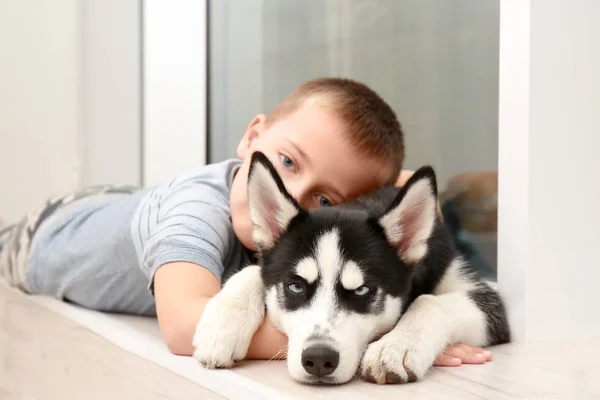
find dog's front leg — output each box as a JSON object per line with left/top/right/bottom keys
{"left": 193, "top": 265, "right": 265, "bottom": 368}
{"left": 361, "top": 292, "right": 488, "bottom": 384}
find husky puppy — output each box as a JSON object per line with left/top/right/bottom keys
{"left": 193, "top": 152, "right": 510, "bottom": 385}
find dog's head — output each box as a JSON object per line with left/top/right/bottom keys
{"left": 247, "top": 151, "right": 439, "bottom": 384}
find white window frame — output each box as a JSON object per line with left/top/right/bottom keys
{"left": 142, "top": 0, "right": 208, "bottom": 186}
{"left": 497, "top": 0, "right": 530, "bottom": 344}
{"left": 75, "top": 1, "right": 143, "bottom": 189}
{"left": 142, "top": 0, "right": 600, "bottom": 345}
{"left": 143, "top": 0, "right": 523, "bottom": 335}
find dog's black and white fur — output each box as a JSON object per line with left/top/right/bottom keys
{"left": 193, "top": 152, "right": 510, "bottom": 385}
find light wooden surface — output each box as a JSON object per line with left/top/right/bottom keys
{"left": 2, "top": 284, "right": 600, "bottom": 399}
{"left": 121, "top": 313, "right": 600, "bottom": 399}
{"left": 0, "top": 285, "right": 224, "bottom": 400}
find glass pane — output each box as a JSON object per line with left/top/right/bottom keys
{"left": 208, "top": 0, "right": 499, "bottom": 280}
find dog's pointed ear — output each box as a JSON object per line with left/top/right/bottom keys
{"left": 378, "top": 166, "right": 438, "bottom": 264}
{"left": 247, "top": 152, "right": 301, "bottom": 251}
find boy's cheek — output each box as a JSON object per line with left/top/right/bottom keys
{"left": 395, "top": 170, "right": 415, "bottom": 187}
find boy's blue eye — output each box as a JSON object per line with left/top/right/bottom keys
{"left": 279, "top": 154, "right": 295, "bottom": 169}
{"left": 317, "top": 196, "right": 332, "bottom": 207}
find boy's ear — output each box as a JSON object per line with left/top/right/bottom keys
{"left": 247, "top": 151, "right": 302, "bottom": 251}
{"left": 378, "top": 166, "right": 438, "bottom": 264}
{"left": 237, "top": 114, "right": 267, "bottom": 158}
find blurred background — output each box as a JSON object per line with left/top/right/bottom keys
{"left": 3, "top": 0, "right": 600, "bottom": 349}
{"left": 0, "top": 0, "right": 500, "bottom": 279}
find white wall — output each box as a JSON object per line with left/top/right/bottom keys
{"left": 0, "top": 0, "right": 81, "bottom": 223}
{"left": 142, "top": 1, "right": 207, "bottom": 186}
{"left": 499, "top": 0, "right": 600, "bottom": 343}
{"left": 528, "top": 0, "right": 600, "bottom": 342}
{"left": 80, "top": 0, "right": 142, "bottom": 187}
{"left": 0, "top": 0, "right": 142, "bottom": 223}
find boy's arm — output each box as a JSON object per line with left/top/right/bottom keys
{"left": 154, "top": 261, "right": 288, "bottom": 358}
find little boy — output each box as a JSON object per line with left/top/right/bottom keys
{"left": 0, "top": 78, "right": 491, "bottom": 366}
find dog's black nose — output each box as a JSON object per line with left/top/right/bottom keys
{"left": 301, "top": 345, "right": 339, "bottom": 377}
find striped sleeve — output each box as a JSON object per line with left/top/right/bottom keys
{"left": 133, "top": 180, "right": 234, "bottom": 293}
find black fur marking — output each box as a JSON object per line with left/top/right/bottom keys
{"left": 406, "top": 216, "right": 461, "bottom": 310}
{"left": 248, "top": 151, "right": 511, "bottom": 355}
{"left": 261, "top": 216, "right": 409, "bottom": 314}
{"left": 386, "top": 371, "right": 404, "bottom": 384}
{"left": 276, "top": 268, "right": 318, "bottom": 311}
{"left": 469, "top": 285, "right": 512, "bottom": 345}
{"left": 364, "top": 368, "right": 377, "bottom": 383}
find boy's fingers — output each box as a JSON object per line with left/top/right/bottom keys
{"left": 455, "top": 343, "right": 485, "bottom": 354}
{"left": 442, "top": 344, "right": 491, "bottom": 364}
{"left": 435, "top": 344, "right": 494, "bottom": 367}
{"left": 433, "top": 353, "right": 462, "bottom": 366}
{"left": 454, "top": 343, "right": 493, "bottom": 362}
{"left": 450, "top": 349, "right": 485, "bottom": 364}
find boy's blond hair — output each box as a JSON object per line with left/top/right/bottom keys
{"left": 267, "top": 78, "right": 405, "bottom": 184}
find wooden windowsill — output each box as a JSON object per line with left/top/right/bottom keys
{"left": 1, "top": 282, "right": 598, "bottom": 399}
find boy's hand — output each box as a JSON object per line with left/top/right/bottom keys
{"left": 154, "top": 261, "right": 288, "bottom": 360}
{"left": 434, "top": 343, "right": 493, "bottom": 366}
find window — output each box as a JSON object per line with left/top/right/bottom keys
{"left": 208, "top": 0, "right": 500, "bottom": 280}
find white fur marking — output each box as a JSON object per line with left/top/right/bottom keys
{"left": 265, "top": 286, "right": 284, "bottom": 331}
{"left": 376, "top": 293, "right": 403, "bottom": 337}
{"left": 193, "top": 265, "right": 265, "bottom": 368}
{"left": 434, "top": 257, "right": 478, "bottom": 295}
{"left": 267, "top": 229, "right": 407, "bottom": 384}
{"left": 280, "top": 288, "right": 404, "bottom": 384}
{"left": 315, "top": 229, "right": 343, "bottom": 289}
{"left": 295, "top": 258, "right": 319, "bottom": 284}
{"left": 340, "top": 261, "right": 364, "bottom": 290}
{"left": 361, "top": 292, "right": 488, "bottom": 383}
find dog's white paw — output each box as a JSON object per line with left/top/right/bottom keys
{"left": 360, "top": 330, "right": 438, "bottom": 384}
{"left": 192, "top": 266, "right": 265, "bottom": 369}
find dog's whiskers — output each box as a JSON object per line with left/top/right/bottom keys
{"left": 277, "top": 359, "right": 288, "bottom": 367}
{"left": 259, "top": 344, "right": 288, "bottom": 367}
{"left": 272, "top": 344, "right": 289, "bottom": 360}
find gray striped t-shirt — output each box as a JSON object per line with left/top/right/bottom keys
{"left": 26, "top": 159, "right": 248, "bottom": 316}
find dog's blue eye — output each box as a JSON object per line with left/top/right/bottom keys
{"left": 279, "top": 154, "right": 295, "bottom": 169}
{"left": 317, "top": 196, "right": 332, "bottom": 207}
{"left": 354, "top": 286, "right": 370, "bottom": 296}
{"left": 287, "top": 282, "right": 304, "bottom": 294}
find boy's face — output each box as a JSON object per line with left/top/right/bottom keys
{"left": 231, "top": 103, "right": 391, "bottom": 251}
